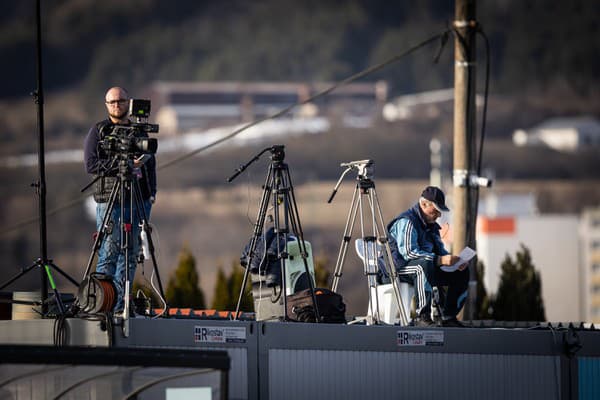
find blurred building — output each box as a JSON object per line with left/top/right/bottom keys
{"left": 580, "top": 207, "right": 600, "bottom": 323}
{"left": 512, "top": 116, "right": 600, "bottom": 152}
{"left": 146, "top": 81, "right": 388, "bottom": 135}
{"left": 474, "top": 193, "right": 600, "bottom": 324}
{"left": 382, "top": 88, "right": 483, "bottom": 122}
{"left": 476, "top": 210, "right": 580, "bottom": 322}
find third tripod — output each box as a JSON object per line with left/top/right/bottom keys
{"left": 328, "top": 160, "right": 409, "bottom": 325}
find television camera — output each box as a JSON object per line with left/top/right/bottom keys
{"left": 99, "top": 99, "right": 159, "bottom": 157}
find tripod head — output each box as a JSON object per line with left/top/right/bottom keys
{"left": 227, "top": 145, "right": 286, "bottom": 183}
{"left": 340, "top": 159, "right": 374, "bottom": 180}
{"left": 80, "top": 148, "right": 137, "bottom": 194}
{"left": 328, "top": 159, "right": 375, "bottom": 203}
{"left": 269, "top": 145, "right": 285, "bottom": 162}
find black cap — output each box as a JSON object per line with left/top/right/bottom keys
{"left": 421, "top": 186, "right": 449, "bottom": 212}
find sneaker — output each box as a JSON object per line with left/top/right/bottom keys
{"left": 441, "top": 317, "right": 465, "bottom": 327}
{"left": 411, "top": 316, "right": 437, "bottom": 327}
{"left": 113, "top": 308, "right": 136, "bottom": 320}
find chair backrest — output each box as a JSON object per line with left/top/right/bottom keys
{"left": 285, "top": 238, "right": 316, "bottom": 296}
{"left": 356, "top": 238, "right": 414, "bottom": 325}
{"left": 354, "top": 238, "right": 379, "bottom": 274}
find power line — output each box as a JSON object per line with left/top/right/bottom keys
{"left": 1, "top": 29, "right": 450, "bottom": 237}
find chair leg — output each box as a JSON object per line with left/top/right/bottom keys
{"left": 432, "top": 286, "right": 444, "bottom": 322}
{"left": 399, "top": 281, "right": 414, "bottom": 324}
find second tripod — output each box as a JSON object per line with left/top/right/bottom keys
{"left": 229, "top": 145, "right": 320, "bottom": 322}
{"left": 328, "top": 160, "right": 409, "bottom": 325}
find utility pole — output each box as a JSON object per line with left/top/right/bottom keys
{"left": 452, "top": 0, "right": 478, "bottom": 320}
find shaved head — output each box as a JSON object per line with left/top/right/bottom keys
{"left": 105, "top": 87, "right": 129, "bottom": 101}
{"left": 104, "top": 87, "right": 130, "bottom": 123}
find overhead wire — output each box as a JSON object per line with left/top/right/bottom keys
{"left": 157, "top": 30, "right": 450, "bottom": 171}
{"left": 476, "top": 27, "right": 491, "bottom": 176}
{"left": 2, "top": 28, "right": 451, "bottom": 237}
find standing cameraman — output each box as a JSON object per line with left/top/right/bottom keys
{"left": 83, "top": 86, "right": 157, "bottom": 315}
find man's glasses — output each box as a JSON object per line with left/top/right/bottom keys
{"left": 105, "top": 99, "right": 128, "bottom": 105}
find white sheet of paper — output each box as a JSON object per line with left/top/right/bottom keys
{"left": 135, "top": 154, "right": 151, "bottom": 164}
{"left": 440, "top": 246, "right": 476, "bottom": 272}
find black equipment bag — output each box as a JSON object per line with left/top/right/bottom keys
{"left": 240, "top": 227, "right": 286, "bottom": 287}
{"left": 286, "top": 288, "right": 346, "bottom": 324}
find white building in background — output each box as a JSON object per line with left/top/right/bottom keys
{"left": 476, "top": 211, "right": 581, "bottom": 322}
{"left": 512, "top": 116, "right": 600, "bottom": 152}
{"left": 382, "top": 88, "right": 483, "bottom": 122}
{"left": 445, "top": 191, "right": 600, "bottom": 324}
{"left": 146, "top": 81, "right": 388, "bottom": 135}
{"left": 475, "top": 192, "right": 586, "bottom": 322}
{"left": 580, "top": 207, "right": 600, "bottom": 323}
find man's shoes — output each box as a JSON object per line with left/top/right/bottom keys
{"left": 441, "top": 317, "right": 465, "bottom": 327}
{"left": 411, "top": 316, "right": 437, "bottom": 327}
{"left": 113, "top": 307, "right": 137, "bottom": 320}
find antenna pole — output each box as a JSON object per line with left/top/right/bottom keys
{"left": 33, "top": 0, "right": 50, "bottom": 314}
{"left": 452, "top": 0, "right": 478, "bottom": 320}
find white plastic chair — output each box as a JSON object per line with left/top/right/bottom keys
{"left": 355, "top": 238, "right": 413, "bottom": 325}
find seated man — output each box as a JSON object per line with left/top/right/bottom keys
{"left": 385, "top": 186, "right": 469, "bottom": 327}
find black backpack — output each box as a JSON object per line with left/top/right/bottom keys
{"left": 240, "top": 227, "right": 286, "bottom": 287}
{"left": 286, "top": 288, "right": 346, "bottom": 324}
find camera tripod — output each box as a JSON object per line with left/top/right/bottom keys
{"left": 328, "top": 160, "right": 409, "bottom": 325}
{"left": 81, "top": 154, "right": 166, "bottom": 336}
{"left": 0, "top": 0, "right": 79, "bottom": 318}
{"left": 228, "top": 145, "right": 320, "bottom": 322}
{"left": 0, "top": 259, "right": 78, "bottom": 316}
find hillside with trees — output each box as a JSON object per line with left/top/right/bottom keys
{"left": 0, "top": 0, "right": 598, "bottom": 315}
{"left": 0, "top": 0, "right": 598, "bottom": 145}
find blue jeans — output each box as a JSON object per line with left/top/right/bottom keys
{"left": 95, "top": 198, "right": 152, "bottom": 312}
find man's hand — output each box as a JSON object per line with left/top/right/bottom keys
{"left": 134, "top": 154, "right": 151, "bottom": 167}
{"left": 438, "top": 254, "right": 460, "bottom": 266}
{"left": 438, "top": 254, "right": 468, "bottom": 271}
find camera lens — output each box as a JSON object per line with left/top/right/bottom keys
{"left": 134, "top": 137, "right": 158, "bottom": 154}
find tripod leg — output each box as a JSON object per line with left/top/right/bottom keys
{"left": 367, "top": 190, "right": 385, "bottom": 323}
{"left": 82, "top": 179, "right": 121, "bottom": 280}
{"left": 43, "top": 264, "right": 65, "bottom": 314}
{"left": 371, "top": 189, "right": 409, "bottom": 326}
{"left": 271, "top": 175, "right": 287, "bottom": 316}
{"left": 355, "top": 189, "right": 383, "bottom": 325}
{"left": 121, "top": 178, "right": 135, "bottom": 325}
{"left": 0, "top": 261, "right": 39, "bottom": 291}
{"left": 234, "top": 165, "right": 274, "bottom": 319}
{"left": 47, "top": 262, "right": 79, "bottom": 287}
{"left": 362, "top": 237, "right": 382, "bottom": 324}
{"left": 282, "top": 167, "right": 320, "bottom": 322}
{"left": 132, "top": 181, "right": 167, "bottom": 305}
{"left": 331, "top": 185, "right": 360, "bottom": 292}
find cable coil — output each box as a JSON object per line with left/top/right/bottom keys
{"left": 76, "top": 273, "right": 117, "bottom": 314}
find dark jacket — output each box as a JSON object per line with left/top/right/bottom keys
{"left": 386, "top": 203, "right": 449, "bottom": 269}
{"left": 83, "top": 119, "right": 156, "bottom": 203}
